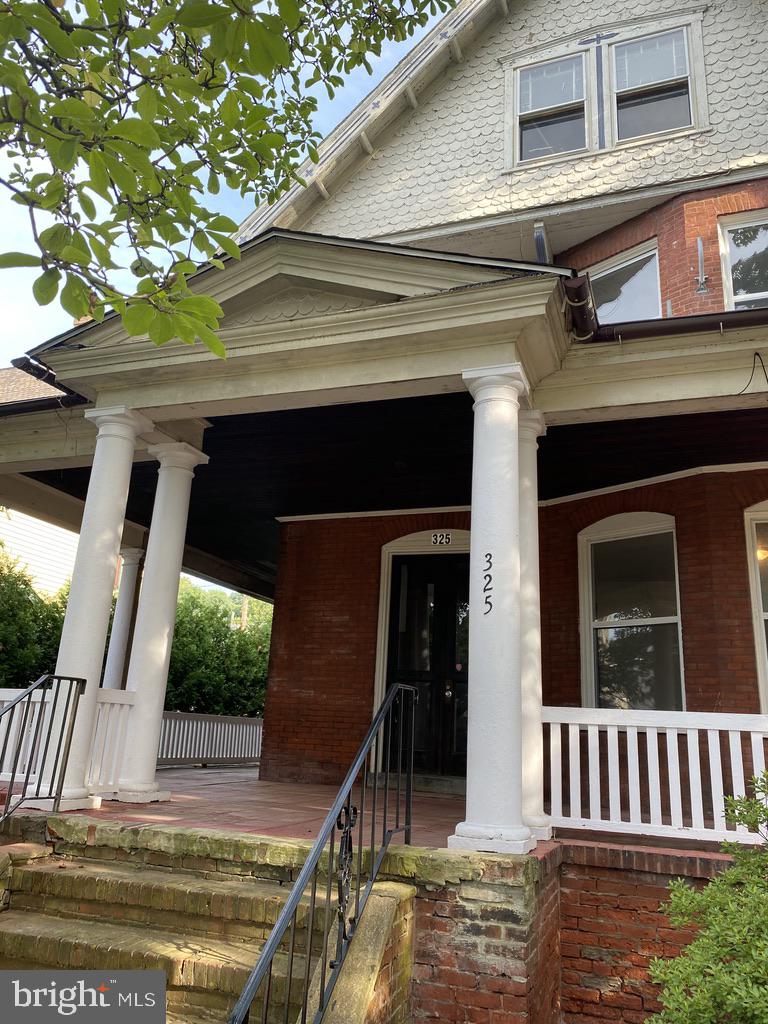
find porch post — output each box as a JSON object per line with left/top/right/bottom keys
{"left": 37, "top": 407, "right": 152, "bottom": 807}
{"left": 116, "top": 442, "right": 208, "bottom": 802}
{"left": 448, "top": 363, "right": 534, "bottom": 854}
{"left": 519, "top": 411, "right": 551, "bottom": 838}
{"left": 102, "top": 548, "right": 144, "bottom": 690}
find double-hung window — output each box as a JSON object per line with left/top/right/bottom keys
{"left": 505, "top": 15, "right": 706, "bottom": 168}
{"left": 517, "top": 55, "right": 587, "bottom": 162}
{"left": 588, "top": 242, "right": 662, "bottom": 324}
{"left": 719, "top": 212, "right": 768, "bottom": 310}
{"left": 613, "top": 29, "right": 693, "bottom": 142}
{"left": 579, "top": 513, "right": 685, "bottom": 710}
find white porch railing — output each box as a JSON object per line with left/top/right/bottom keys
{"left": 157, "top": 711, "right": 263, "bottom": 766}
{"left": 543, "top": 706, "right": 768, "bottom": 844}
{"left": 86, "top": 689, "right": 135, "bottom": 793}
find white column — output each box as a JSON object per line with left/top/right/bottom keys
{"left": 448, "top": 363, "right": 535, "bottom": 855}
{"left": 102, "top": 548, "right": 144, "bottom": 690}
{"left": 519, "top": 411, "right": 552, "bottom": 839}
{"left": 31, "top": 407, "right": 152, "bottom": 808}
{"left": 117, "top": 442, "right": 208, "bottom": 802}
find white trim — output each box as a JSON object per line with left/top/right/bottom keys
{"left": 277, "top": 504, "right": 471, "bottom": 523}
{"left": 718, "top": 208, "right": 768, "bottom": 312}
{"left": 588, "top": 239, "right": 662, "bottom": 323}
{"left": 745, "top": 500, "right": 768, "bottom": 713}
{"left": 540, "top": 461, "right": 768, "bottom": 507}
{"left": 372, "top": 529, "right": 471, "bottom": 717}
{"left": 578, "top": 512, "right": 686, "bottom": 710}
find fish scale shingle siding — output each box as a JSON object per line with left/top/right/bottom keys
{"left": 302, "top": 0, "right": 768, "bottom": 240}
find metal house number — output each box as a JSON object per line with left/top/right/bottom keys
{"left": 483, "top": 552, "right": 493, "bottom": 615}
{"left": 431, "top": 532, "right": 452, "bottom": 545}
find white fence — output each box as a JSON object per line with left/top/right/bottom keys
{"left": 0, "top": 688, "right": 49, "bottom": 784}
{"left": 542, "top": 706, "right": 768, "bottom": 844}
{"left": 157, "top": 711, "right": 263, "bottom": 766}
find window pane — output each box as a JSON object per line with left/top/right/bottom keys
{"left": 592, "top": 532, "right": 677, "bottom": 622}
{"left": 396, "top": 567, "right": 433, "bottom": 671}
{"left": 735, "top": 297, "right": 768, "bottom": 310}
{"left": 756, "top": 523, "right": 768, "bottom": 611}
{"left": 595, "top": 623, "right": 683, "bottom": 710}
{"left": 592, "top": 251, "right": 660, "bottom": 324}
{"left": 617, "top": 84, "right": 691, "bottom": 141}
{"left": 520, "top": 108, "right": 585, "bottom": 160}
{"left": 519, "top": 55, "right": 584, "bottom": 114}
{"left": 615, "top": 29, "right": 688, "bottom": 92}
{"left": 727, "top": 223, "right": 768, "bottom": 300}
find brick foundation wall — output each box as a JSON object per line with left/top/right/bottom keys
{"left": 368, "top": 887, "right": 414, "bottom": 1024}
{"left": 541, "top": 467, "right": 768, "bottom": 711}
{"left": 260, "top": 511, "right": 470, "bottom": 783}
{"left": 557, "top": 843, "right": 728, "bottom": 1023}
{"left": 556, "top": 179, "right": 768, "bottom": 318}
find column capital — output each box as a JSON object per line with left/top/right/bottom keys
{"left": 119, "top": 547, "right": 144, "bottom": 566}
{"left": 462, "top": 363, "right": 530, "bottom": 404}
{"left": 148, "top": 441, "right": 209, "bottom": 473}
{"left": 518, "top": 410, "right": 546, "bottom": 439}
{"left": 85, "top": 406, "right": 154, "bottom": 440}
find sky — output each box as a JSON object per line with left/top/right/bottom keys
{"left": 0, "top": 24, "right": 438, "bottom": 369}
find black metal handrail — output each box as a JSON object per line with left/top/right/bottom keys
{"left": 0, "top": 674, "right": 86, "bottom": 823}
{"left": 228, "top": 683, "right": 417, "bottom": 1024}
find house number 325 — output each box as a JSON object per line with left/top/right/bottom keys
{"left": 431, "top": 532, "right": 452, "bottom": 545}
{"left": 483, "top": 552, "right": 493, "bottom": 615}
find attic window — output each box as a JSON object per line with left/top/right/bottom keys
{"left": 517, "top": 55, "right": 586, "bottom": 161}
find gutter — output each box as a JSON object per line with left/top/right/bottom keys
{"left": 588, "top": 306, "right": 768, "bottom": 343}
{"left": 0, "top": 355, "right": 88, "bottom": 417}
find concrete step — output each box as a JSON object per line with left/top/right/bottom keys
{"left": 9, "top": 858, "right": 312, "bottom": 945}
{"left": 0, "top": 910, "right": 310, "bottom": 1020}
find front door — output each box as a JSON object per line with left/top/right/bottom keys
{"left": 386, "top": 553, "right": 469, "bottom": 777}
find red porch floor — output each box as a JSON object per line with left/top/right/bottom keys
{"left": 55, "top": 767, "right": 467, "bottom": 849}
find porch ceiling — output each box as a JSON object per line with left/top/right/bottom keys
{"left": 27, "top": 398, "right": 768, "bottom": 599}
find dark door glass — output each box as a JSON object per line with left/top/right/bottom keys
{"left": 386, "top": 553, "right": 469, "bottom": 777}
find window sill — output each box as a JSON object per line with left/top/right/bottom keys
{"left": 502, "top": 124, "right": 712, "bottom": 175}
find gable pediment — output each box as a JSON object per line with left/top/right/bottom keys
{"left": 222, "top": 282, "right": 378, "bottom": 330}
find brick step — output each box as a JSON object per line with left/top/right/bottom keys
{"left": 9, "top": 858, "right": 321, "bottom": 945}
{"left": 0, "top": 911, "right": 311, "bottom": 1021}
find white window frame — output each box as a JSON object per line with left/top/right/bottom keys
{"left": 587, "top": 240, "right": 662, "bottom": 323}
{"left": 745, "top": 501, "right": 768, "bottom": 713}
{"left": 503, "top": 9, "right": 708, "bottom": 171}
{"left": 578, "top": 512, "right": 686, "bottom": 709}
{"left": 608, "top": 27, "right": 693, "bottom": 147}
{"left": 512, "top": 52, "right": 591, "bottom": 167}
{"left": 718, "top": 209, "right": 768, "bottom": 312}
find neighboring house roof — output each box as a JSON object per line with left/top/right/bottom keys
{"left": 235, "top": 0, "right": 501, "bottom": 244}
{"left": 0, "top": 367, "right": 65, "bottom": 405}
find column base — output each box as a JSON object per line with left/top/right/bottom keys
{"left": 525, "top": 815, "right": 553, "bottom": 841}
{"left": 113, "top": 788, "right": 171, "bottom": 804}
{"left": 448, "top": 820, "right": 536, "bottom": 855}
{"left": 23, "top": 795, "right": 102, "bottom": 812}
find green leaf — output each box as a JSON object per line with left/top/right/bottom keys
{"left": 32, "top": 269, "right": 61, "bottom": 306}
{"left": 47, "top": 135, "right": 79, "bottom": 172}
{"left": 123, "top": 303, "right": 157, "bottom": 336}
{"left": 148, "top": 312, "right": 176, "bottom": 345}
{"left": 39, "top": 224, "right": 70, "bottom": 254}
{"left": 207, "top": 214, "right": 239, "bottom": 233}
{"left": 87, "top": 151, "right": 111, "bottom": 199}
{"left": 0, "top": 252, "right": 42, "bottom": 268}
{"left": 219, "top": 91, "right": 239, "bottom": 129}
{"left": 103, "top": 153, "right": 138, "bottom": 195}
{"left": 110, "top": 118, "right": 161, "bottom": 150}
{"left": 277, "top": 0, "right": 301, "bottom": 30}
{"left": 210, "top": 232, "right": 240, "bottom": 260}
{"left": 176, "top": 1, "right": 230, "bottom": 28}
{"left": 245, "top": 20, "right": 278, "bottom": 76}
{"left": 197, "top": 322, "right": 226, "bottom": 358}
{"left": 175, "top": 294, "right": 223, "bottom": 320}
{"left": 60, "top": 273, "right": 90, "bottom": 319}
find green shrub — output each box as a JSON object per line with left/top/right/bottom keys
{"left": 165, "top": 578, "right": 271, "bottom": 717}
{"left": 0, "top": 548, "right": 65, "bottom": 687}
{"left": 650, "top": 773, "right": 768, "bottom": 1023}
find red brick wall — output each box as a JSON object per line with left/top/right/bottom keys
{"left": 557, "top": 842, "right": 728, "bottom": 1023}
{"left": 557, "top": 179, "right": 768, "bottom": 318}
{"left": 540, "top": 468, "right": 768, "bottom": 712}
{"left": 260, "top": 512, "right": 470, "bottom": 783}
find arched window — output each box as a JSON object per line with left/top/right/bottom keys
{"left": 745, "top": 501, "right": 768, "bottom": 712}
{"left": 578, "top": 512, "right": 685, "bottom": 710}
